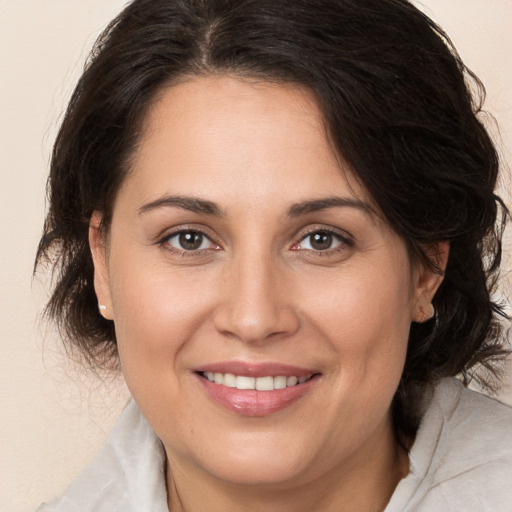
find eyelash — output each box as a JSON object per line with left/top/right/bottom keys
{"left": 158, "top": 227, "right": 220, "bottom": 257}
{"left": 293, "top": 227, "right": 353, "bottom": 255}
{"left": 157, "top": 226, "right": 353, "bottom": 257}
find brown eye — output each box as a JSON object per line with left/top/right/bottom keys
{"left": 310, "top": 232, "right": 333, "bottom": 250}
{"left": 296, "top": 229, "right": 348, "bottom": 252}
{"left": 163, "top": 230, "right": 215, "bottom": 252}
{"left": 179, "top": 231, "right": 204, "bottom": 250}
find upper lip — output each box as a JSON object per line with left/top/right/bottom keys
{"left": 194, "top": 361, "right": 318, "bottom": 378}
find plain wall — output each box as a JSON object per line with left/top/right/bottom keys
{"left": 1, "top": 1, "right": 510, "bottom": 511}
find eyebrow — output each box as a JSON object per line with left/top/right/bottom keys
{"left": 138, "top": 194, "right": 374, "bottom": 218}
{"left": 287, "top": 196, "right": 375, "bottom": 217}
{"left": 138, "top": 195, "right": 223, "bottom": 217}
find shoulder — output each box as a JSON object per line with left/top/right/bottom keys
{"left": 35, "top": 399, "right": 168, "bottom": 512}
{"left": 387, "top": 378, "right": 512, "bottom": 511}
{"left": 427, "top": 377, "right": 512, "bottom": 480}
{"left": 420, "top": 379, "right": 512, "bottom": 509}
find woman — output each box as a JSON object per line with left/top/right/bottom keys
{"left": 35, "top": 0, "right": 512, "bottom": 510}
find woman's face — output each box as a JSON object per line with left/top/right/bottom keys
{"left": 91, "top": 76, "right": 441, "bottom": 487}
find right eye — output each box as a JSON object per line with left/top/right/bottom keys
{"left": 161, "top": 230, "right": 218, "bottom": 253}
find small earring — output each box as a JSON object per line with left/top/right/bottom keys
{"left": 98, "top": 304, "right": 107, "bottom": 312}
{"left": 427, "top": 303, "right": 435, "bottom": 321}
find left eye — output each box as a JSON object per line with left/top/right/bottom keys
{"left": 298, "top": 230, "right": 344, "bottom": 251}
{"left": 165, "top": 230, "right": 215, "bottom": 251}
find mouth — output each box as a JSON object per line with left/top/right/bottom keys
{"left": 194, "top": 364, "right": 321, "bottom": 416}
{"left": 199, "top": 371, "right": 315, "bottom": 391}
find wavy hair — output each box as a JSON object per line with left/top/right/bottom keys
{"left": 36, "top": 0, "right": 510, "bottom": 438}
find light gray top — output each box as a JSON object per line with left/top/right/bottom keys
{"left": 385, "top": 378, "right": 512, "bottom": 511}
{"left": 37, "top": 378, "right": 512, "bottom": 511}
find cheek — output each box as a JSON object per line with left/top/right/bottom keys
{"left": 305, "top": 262, "right": 412, "bottom": 342}
{"left": 108, "top": 255, "right": 217, "bottom": 383}
{"left": 300, "top": 260, "right": 412, "bottom": 389}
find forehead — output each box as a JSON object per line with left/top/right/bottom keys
{"left": 120, "top": 75, "right": 372, "bottom": 210}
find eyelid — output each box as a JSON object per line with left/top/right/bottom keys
{"left": 154, "top": 223, "right": 353, "bottom": 257}
{"left": 298, "top": 225, "right": 353, "bottom": 243}
{"left": 157, "top": 225, "right": 222, "bottom": 254}
{"left": 290, "top": 225, "right": 355, "bottom": 262}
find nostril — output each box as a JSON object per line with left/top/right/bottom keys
{"left": 213, "top": 298, "right": 301, "bottom": 345}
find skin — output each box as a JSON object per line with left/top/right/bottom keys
{"left": 90, "top": 76, "right": 447, "bottom": 511}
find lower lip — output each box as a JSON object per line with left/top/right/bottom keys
{"left": 196, "top": 374, "right": 320, "bottom": 416}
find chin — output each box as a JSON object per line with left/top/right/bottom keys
{"left": 173, "top": 430, "right": 318, "bottom": 487}
{"left": 202, "top": 455, "right": 308, "bottom": 487}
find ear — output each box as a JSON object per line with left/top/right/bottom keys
{"left": 411, "top": 241, "right": 449, "bottom": 323}
{"left": 89, "top": 212, "right": 114, "bottom": 321}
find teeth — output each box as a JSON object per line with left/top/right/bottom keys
{"left": 223, "top": 373, "right": 236, "bottom": 388}
{"left": 286, "top": 376, "right": 298, "bottom": 387}
{"left": 274, "top": 376, "right": 287, "bottom": 389}
{"left": 236, "top": 375, "right": 256, "bottom": 389}
{"left": 203, "top": 372, "right": 312, "bottom": 390}
{"left": 255, "top": 376, "right": 274, "bottom": 391}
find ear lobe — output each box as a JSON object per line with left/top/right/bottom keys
{"left": 89, "top": 212, "right": 114, "bottom": 321}
{"left": 411, "top": 241, "right": 449, "bottom": 323}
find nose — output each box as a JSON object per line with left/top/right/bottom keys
{"left": 213, "top": 252, "right": 300, "bottom": 345}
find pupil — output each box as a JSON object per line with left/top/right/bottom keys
{"left": 311, "top": 232, "right": 332, "bottom": 250}
{"left": 179, "top": 232, "right": 203, "bottom": 250}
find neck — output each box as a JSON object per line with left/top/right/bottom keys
{"left": 165, "top": 418, "right": 409, "bottom": 512}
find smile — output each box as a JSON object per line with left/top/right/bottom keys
{"left": 195, "top": 365, "right": 321, "bottom": 416}
{"left": 200, "top": 372, "right": 313, "bottom": 390}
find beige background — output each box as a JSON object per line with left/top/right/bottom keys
{"left": 1, "top": 1, "right": 510, "bottom": 511}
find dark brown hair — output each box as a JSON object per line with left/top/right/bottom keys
{"left": 36, "top": 0, "right": 510, "bottom": 438}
